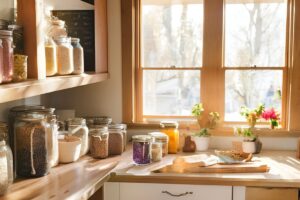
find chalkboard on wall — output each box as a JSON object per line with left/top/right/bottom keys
{"left": 52, "top": 10, "right": 95, "bottom": 72}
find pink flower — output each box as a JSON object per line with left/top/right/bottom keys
{"left": 262, "top": 108, "right": 280, "bottom": 121}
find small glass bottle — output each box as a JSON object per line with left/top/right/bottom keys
{"left": 0, "top": 30, "right": 14, "bottom": 83}
{"left": 132, "top": 135, "right": 152, "bottom": 165}
{"left": 67, "top": 118, "right": 89, "bottom": 156}
{"left": 45, "top": 37, "right": 57, "bottom": 76}
{"left": 71, "top": 38, "right": 84, "bottom": 75}
{"left": 89, "top": 125, "right": 109, "bottom": 159}
{"left": 0, "top": 140, "right": 13, "bottom": 195}
{"left": 55, "top": 36, "right": 74, "bottom": 75}
{"left": 160, "top": 121, "right": 179, "bottom": 154}
{"left": 14, "top": 113, "right": 49, "bottom": 177}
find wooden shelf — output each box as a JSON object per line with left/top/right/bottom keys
{"left": 0, "top": 73, "right": 109, "bottom": 103}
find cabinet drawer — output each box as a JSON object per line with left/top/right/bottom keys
{"left": 120, "top": 183, "right": 232, "bottom": 200}
{"left": 246, "top": 187, "right": 298, "bottom": 200}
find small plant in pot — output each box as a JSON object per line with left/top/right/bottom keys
{"left": 235, "top": 127, "right": 261, "bottom": 154}
{"left": 193, "top": 128, "right": 210, "bottom": 151}
{"left": 191, "top": 103, "right": 204, "bottom": 127}
{"left": 240, "top": 104, "right": 265, "bottom": 128}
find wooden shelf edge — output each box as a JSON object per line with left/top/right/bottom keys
{"left": 0, "top": 72, "right": 109, "bottom": 104}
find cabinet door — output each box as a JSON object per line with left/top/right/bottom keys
{"left": 246, "top": 187, "right": 298, "bottom": 200}
{"left": 104, "top": 182, "right": 120, "bottom": 200}
{"left": 120, "top": 183, "right": 232, "bottom": 200}
{"left": 233, "top": 186, "right": 246, "bottom": 200}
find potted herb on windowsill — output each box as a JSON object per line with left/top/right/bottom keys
{"left": 191, "top": 103, "right": 204, "bottom": 128}
{"left": 235, "top": 127, "right": 262, "bottom": 154}
{"left": 193, "top": 128, "right": 210, "bottom": 151}
{"left": 240, "top": 104, "right": 265, "bottom": 128}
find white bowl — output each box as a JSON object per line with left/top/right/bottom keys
{"left": 58, "top": 136, "right": 82, "bottom": 164}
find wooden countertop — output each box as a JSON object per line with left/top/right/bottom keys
{"left": 1, "top": 148, "right": 300, "bottom": 200}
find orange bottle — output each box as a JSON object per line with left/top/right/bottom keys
{"left": 160, "top": 121, "right": 179, "bottom": 154}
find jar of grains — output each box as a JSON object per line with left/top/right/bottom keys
{"left": 45, "top": 37, "right": 57, "bottom": 76}
{"left": 108, "top": 124, "right": 127, "bottom": 151}
{"left": 108, "top": 125, "right": 124, "bottom": 155}
{"left": 0, "top": 30, "right": 14, "bottom": 83}
{"left": 160, "top": 121, "right": 179, "bottom": 154}
{"left": 0, "top": 140, "right": 13, "bottom": 195}
{"left": 46, "top": 115, "right": 59, "bottom": 167}
{"left": 132, "top": 135, "right": 152, "bottom": 165}
{"left": 89, "top": 125, "right": 109, "bottom": 159}
{"left": 14, "top": 113, "right": 50, "bottom": 177}
{"left": 151, "top": 142, "right": 162, "bottom": 162}
{"left": 67, "top": 118, "right": 89, "bottom": 156}
{"left": 54, "top": 36, "right": 74, "bottom": 75}
{"left": 13, "top": 54, "right": 27, "bottom": 82}
{"left": 148, "top": 132, "right": 169, "bottom": 156}
{"left": 71, "top": 38, "right": 84, "bottom": 75}
{"left": 0, "top": 39, "right": 3, "bottom": 84}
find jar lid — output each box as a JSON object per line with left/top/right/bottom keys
{"left": 54, "top": 36, "right": 68, "bottom": 43}
{"left": 148, "top": 132, "right": 168, "bottom": 141}
{"left": 160, "top": 121, "right": 179, "bottom": 128}
{"left": 0, "top": 30, "right": 12, "bottom": 36}
{"left": 108, "top": 124, "right": 127, "bottom": 130}
{"left": 8, "top": 24, "right": 23, "bottom": 30}
{"left": 132, "top": 135, "right": 152, "bottom": 142}
{"left": 85, "top": 116, "right": 113, "bottom": 125}
{"left": 71, "top": 38, "right": 80, "bottom": 43}
{"left": 10, "top": 105, "right": 45, "bottom": 112}
{"left": 16, "top": 113, "right": 46, "bottom": 121}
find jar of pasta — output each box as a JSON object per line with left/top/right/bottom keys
{"left": 45, "top": 37, "right": 57, "bottom": 76}
{"left": 71, "top": 38, "right": 84, "bottom": 75}
{"left": 13, "top": 54, "right": 27, "bottom": 82}
{"left": 0, "top": 30, "right": 13, "bottom": 83}
{"left": 160, "top": 121, "right": 179, "bottom": 154}
{"left": 54, "top": 36, "right": 74, "bottom": 75}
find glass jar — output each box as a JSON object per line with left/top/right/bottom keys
{"left": 132, "top": 135, "right": 152, "bottom": 165}
{"left": 0, "top": 122, "right": 8, "bottom": 144}
{"left": 45, "top": 37, "right": 57, "bottom": 76}
{"left": 108, "top": 125, "right": 124, "bottom": 155}
{"left": 8, "top": 25, "right": 24, "bottom": 54}
{"left": 48, "top": 19, "right": 67, "bottom": 38}
{"left": 0, "top": 140, "right": 13, "bottom": 195}
{"left": 71, "top": 38, "right": 84, "bottom": 75}
{"left": 109, "top": 124, "right": 127, "bottom": 151}
{"left": 0, "top": 30, "right": 13, "bottom": 83}
{"left": 89, "top": 125, "right": 109, "bottom": 159}
{"left": 67, "top": 118, "right": 89, "bottom": 156}
{"left": 160, "top": 121, "right": 179, "bottom": 154}
{"left": 148, "top": 132, "right": 169, "bottom": 157}
{"left": 14, "top": 113, "right": 49, "bottom": 177}
{"left": 46, "top": 115, "right": 59, "bottom": 167}
{"left": 54, "top": 36, "right": 74, "bottom": 75}
{"left": 151, "top": 142, "right": 162, "bottom": 162}
{"left": 13, "top": 54, "right": 27, "bottom": 82}
{"left": 0, "top": 39, "right": 3, "bottom": 84}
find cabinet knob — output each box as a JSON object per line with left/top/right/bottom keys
{"left": 162, "top": 190, "right": 193, "bottom": 197}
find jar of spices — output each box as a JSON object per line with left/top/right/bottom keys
{"left": 160, "top": 121, "right": 179, "bottom": 154}
{"left": 67, "top": 118, "right": 89, "bottom": 156}
{"left": 8, "top": 25, "right": 24, "bottom": 54}
{"left": 148, "top": 132, "right": 169, "bottom": 156}
{"left": 0, "top": 122, "right": 8, "bottom": 144}
{"left": 89, "top": 125, "right": 109, "bottom": 159}
{"left": 132, "top": 135, "right": 152, "bottom": 165}
{"left": 54, "top": 36, "right": 74, "bottom": 75}
{"left": 151, "top": 142, "right": 162, "bottom": 162}
{"left": 46, "top": 115, "right": 59, "bottom": 167}
{"left": 14, "top": 113, "right": 49, "bottom": 177}
{"left": 0, "top": 30, "right": 14, "bottom": 83}
{"left": 0, "top": 140, "right": 13, "bottom": 195}
{"left": 108, "top": 125, "right": 124, "bottom": 155}
{"left": 13, "top": 54, "right": 27, "bottom": 82}
{"left": 0, "top": 39, "right": 3, "bottom": 84}
{"left": 109, "top": 124, "right": 127, "bottom": 151}
{"left": 45, "top": 37, "right": 57, "bottom": 76}
{"left": 71, "top": 38, "right": 84, "bottom": 75}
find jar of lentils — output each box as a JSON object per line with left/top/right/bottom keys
{"left": 132, "top": 135, "right": 152, "bottom": 165}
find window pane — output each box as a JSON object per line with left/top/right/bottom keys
{"left": 143, "top": 70, "right": 200, "bottom": 116}
{"left": 225, "top": 70, "right": 282, "bottom": 121}
{"left": 225, "top": 0, "right": 287, "bottom": 67}
{"left": 141, "top": 1, "right": 203, "bottom": 68}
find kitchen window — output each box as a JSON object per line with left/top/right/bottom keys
{"left": 122, "top": 0, "right": 300, "bottom": 131}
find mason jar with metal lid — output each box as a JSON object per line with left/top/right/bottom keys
{"left": 54, "top": 36, "right": 74, "bottom": 75}
{"left": 89, "top": 125, "right": 109, "bottom": 159}
{"left": 148, "top": 132, "right": 169, "bottom": 156}
{"left": 0, "top": 30, "right": 13, "bottom": 83}
{"left": 160, "top": 121, "right": 179, "bottom": 154}
{"left": 132, "top": 135, "right": 152, "bottom": 165}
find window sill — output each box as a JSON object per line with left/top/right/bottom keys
{"left": 127, "top": 122, "right": 300, "bottom": 138}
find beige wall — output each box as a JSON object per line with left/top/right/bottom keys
{"left": 0, "top": 0, "right": 14, "bottom": 20}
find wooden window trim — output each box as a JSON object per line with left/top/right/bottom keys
{"left": 121, "top": 0, "right": 300, "bottom": 133}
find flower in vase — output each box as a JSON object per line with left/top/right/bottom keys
{"left": 262, "top": 108, "right": 280, "bottom": 129}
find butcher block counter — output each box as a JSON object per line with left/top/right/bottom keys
{"left": 1, "top": 147, "right": 300, "bottom": 200}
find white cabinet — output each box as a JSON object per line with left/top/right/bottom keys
{"left": 233, "top": 186, "right": 246, "bottom": 200}
{"left": 104, "top": 183, "right": 232, "bottom": 200}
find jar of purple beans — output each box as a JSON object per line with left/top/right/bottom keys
{"left": 132, "top": 135, "right": 152, "bottom": 165}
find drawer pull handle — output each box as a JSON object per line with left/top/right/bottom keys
{"left": 162, "top": 191, "right": 193, "bottom": 197}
